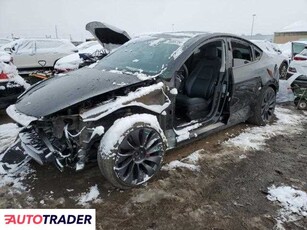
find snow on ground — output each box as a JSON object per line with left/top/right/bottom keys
{"left": 77, "top": 184, "right": 102, "bottom": 207}
{"left": 0, "top": 123, "right": 20, "bottom": 153}
{"left": 224, "top": 107, "right": 305, "bottom": 151}
{"left": 0, "top": 123, "right": 33, "bottom": 191}
{"left": 162, "top": 149, "right": 203, "bottom": 172}
{"left": 267, "top": 185, "right": 307, "bottom": 229}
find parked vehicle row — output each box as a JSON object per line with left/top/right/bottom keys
{"left": 54, "top": 22, "right": 131, "bottom": 72}
{"left": 0, "top": 39, "right": 77, "bottom": 73}
{"left": 287, "top": 41, "right": 307, "bottom": 79}
{"left": 6, "top": 32, "right": 279, "bottom": 189}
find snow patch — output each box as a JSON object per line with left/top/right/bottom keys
{"left": 175, "top": 122, "right": 202, "bottom": 142}
{"left": 162, "top": 149, "right": 203, "bottom": 172}
{"left": 6, "top": 104, "right": 37, "bottom": 127}
{"left": 162, "top": 160, "right": 200, "bottom": 172}
{"left": 170, "top": 88, "right": 178, "bottom": 95}
{"left": 224, "top": 107, "right": 305, "bottom": 151}
{"left": 170, "top": 46, "right": 184, "bottom": 59}
{"left": 77, "top": 184, "right": 102, "bottom": 207}
{"left": 267, "top": 185, "right": 307, "bottom": 229}
{"left": 0, "top": 123, "right": 33, "bottom": 191}
{"left": 0, "top": 123, "right": 20, "bottom": 153}
{"left": 89, "top": 126, "right": 105, "bottom": 141}
{"left": 182, "top": 149, "right": 203, "bottom": 164}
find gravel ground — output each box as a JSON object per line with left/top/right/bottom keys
{"left": 0, "top": 104, "right": 306, "bottom": 230}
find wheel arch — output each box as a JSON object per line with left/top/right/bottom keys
{"left": 87, "top": 105, "right": 168, "bottom": 146}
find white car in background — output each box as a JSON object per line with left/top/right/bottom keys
{"left": 76, "top": 40, "right": 99, "bottom": 51}
{"left": 0, "top": 38, "right": 12, "bottom": 47}
{"left": 55, "top": 21, "right": 131, "bottom": 72}
{"left": 1, "top": 39, "right": 77, "bottom": 72}
{"left": 251, "top": 40, "right": 289, "bottom": 79}
{"left": 287, "top": 41, "right": 307, "bottom": 78}
{"left": 54, "top": 42, "right": 107, "bottom": 72}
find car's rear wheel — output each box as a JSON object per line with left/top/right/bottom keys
{"left": 279, "top": 62, "right": 288, "bottom": 80}
{"left": 97, "top": 114, "right": 166, "bottom": 189}
{"left": 248, "top": 86, "right": 276, "bottom": 126}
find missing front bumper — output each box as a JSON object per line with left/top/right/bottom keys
{"left": 19, "top": 128, "right": 68, "bottom": 171}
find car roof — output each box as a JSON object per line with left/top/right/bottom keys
{"left": 140, "top": 31, "right": 254, "bottom": 44}
{"left": 292, "top": 40, "right": 307, "bottom": 45}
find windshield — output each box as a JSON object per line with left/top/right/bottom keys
{"left": 95, "top": 36, "right": 184, "bottom": 76}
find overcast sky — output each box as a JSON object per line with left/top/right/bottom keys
{"left": 1, "top": 0, "right": 307, "bottom": 41}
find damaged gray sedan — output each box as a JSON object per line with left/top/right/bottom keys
{"left": 6, "top": 31, "right": 279, "bottom": 189}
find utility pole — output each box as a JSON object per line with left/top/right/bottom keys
{"left": 250, "top": 14, "right": 256, "bottom": 38}
{"left": 55, "top": 25, "right": 58, "bottom": 39}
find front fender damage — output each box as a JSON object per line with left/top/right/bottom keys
{"left": 80, "top": 82, "right": 170, "bottom": 121}
{"left": 5, "top": 82, "right": 170, "bottom": 172}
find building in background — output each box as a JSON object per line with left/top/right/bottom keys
{"left": 274, "top": 21, "right": 307, "bottom": 44}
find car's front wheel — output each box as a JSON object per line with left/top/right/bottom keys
{"left": 248, "top": 86, "right": 276, "bottom": 126}
{"left": 97, "top": 114, "right": 166, "bottom": 189}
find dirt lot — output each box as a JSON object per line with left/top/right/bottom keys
{"left": 0, "top": 104, "right": 306, "bottom": 230}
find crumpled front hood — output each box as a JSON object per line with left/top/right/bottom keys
{"left": 15, "top": 68, "right": 145, "bottom": 117}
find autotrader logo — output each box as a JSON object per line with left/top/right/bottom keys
{"left": 0, "top": 209, "right": 95, "bottom": 230}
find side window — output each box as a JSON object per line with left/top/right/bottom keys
{"left": 36, "top": 40, "right": 62, "bottom": 51}
{"left": 231, "top": 41, "right": 253, "bottom": 67}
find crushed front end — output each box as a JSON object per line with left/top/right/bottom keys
{"left": 6, "top": 104, "right": 104, "bottom": 172}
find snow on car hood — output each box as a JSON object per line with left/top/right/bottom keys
{"left": 54, "top": 44, "right": 106, "bottom": 71}
{"left": 14, "top": 68, "right": 150, "bottom": 118}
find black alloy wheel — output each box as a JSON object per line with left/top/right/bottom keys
{"left": 261, "top": 87, "right": 276, "bottom": 123}
{"left": 114, "top": 127, "right": 164, "bottom": 185}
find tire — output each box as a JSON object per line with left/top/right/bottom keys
{"left": 279, "top": 62, "right": 288, "bottom": 80}
{"left": 248, "top": 86, "right": 276, "bottom": 126}
{"left": 97, "top": 114, "right": 166, "bottom": 189}
{"left": 297, "top": 100, "right": 307, "bottom": 110}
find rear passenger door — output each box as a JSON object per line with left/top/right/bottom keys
{"left": 35, "top": 40, "right": 62, "bottom": 68}
{"left": 228, "top": 39, "right": 262, "bottom": 123}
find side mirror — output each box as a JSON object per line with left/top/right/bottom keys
{"left": 4, "top": 47, "right": 12, "bottom": 53}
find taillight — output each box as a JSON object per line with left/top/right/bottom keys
{"left": 294, "top": 56, "right": 307, "bottom": 61}
{"left": 0, "top": 72, "right": 9, "bottom": 79}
